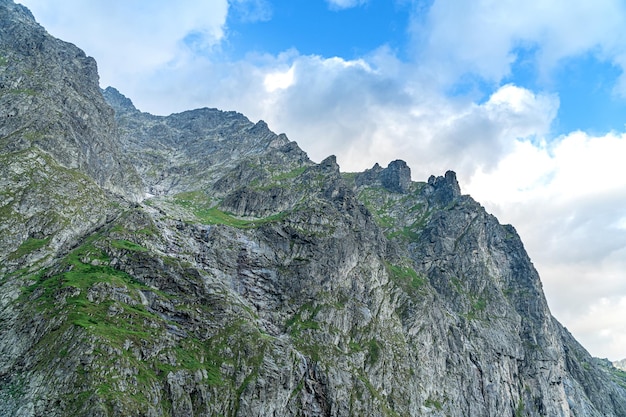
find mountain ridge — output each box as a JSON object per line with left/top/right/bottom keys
{"left": 1, "top": 1, "right": 625, "bottom": 416}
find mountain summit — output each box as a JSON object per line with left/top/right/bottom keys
{"left": 1, "top": 1, "right": 625, "bottom": 416}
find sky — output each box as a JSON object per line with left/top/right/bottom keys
{"left": 18, "top": 0, "right": 626, "bottom": 361}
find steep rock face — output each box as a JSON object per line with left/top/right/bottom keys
{"left": 350, "top": 170, "right": 626, "bottom": 416}
{"left": 102, "top": 87, "right": 302, "bottom": 197}
{"left": 0, "top": 0, "right": 142, "bottom": 273}
{"left": 0, "top": 1, "right": 142, "bottom": 198}
{"left": 1, "top": 1, "right": 626, "bottom": 416}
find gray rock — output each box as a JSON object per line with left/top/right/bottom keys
{"left": 1, "top": 1, "right": 625, "bottom": 416}
{"left": 380, "top": 159, "right": 411, "bottom": 193}
{"left": 355, "top": 160, "right": 411, "bottom": 193}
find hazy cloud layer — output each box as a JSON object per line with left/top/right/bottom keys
{"left": 229, "top": 0, "right": 272, "bottom": 23}
{"left": 18, "top": 0, "right": 626, "bottom": 360}
{"left": 325, "top": 0, "right": 368, "bottom": 11}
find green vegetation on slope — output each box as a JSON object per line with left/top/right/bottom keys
{"left": 8, "top": 237, "right": 50, "bottom": 260}
{"left": 15, "top": 225, "right": 281, "bottom": 415}
{"left": 172, "top": 191, "right": 288, "bottom": 228}
{"left": 385, "top": 261, "right": 426, "bottom": 297}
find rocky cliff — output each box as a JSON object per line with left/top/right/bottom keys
{"left": 1, "top": 1, "right": 625, "bottom": 416}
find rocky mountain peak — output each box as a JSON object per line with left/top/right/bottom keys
{"left": 102, "top": 86, "right": 139, "bottom": 114}
{"left": 615, "top": 358, "right": 626, "bottom": 371}
{"left": 319, "top": 154, "right": 340, "bottom": 171}
{"left": 380, "top": 159, "right": 411, "bottom": 193}
{"left": 355, "top": 159, "right": 412, "bottom": 193}
{"left": 426, "top": 169, "right": 462, "bottom": 204}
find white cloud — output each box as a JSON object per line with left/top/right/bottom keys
{"left": 263, "top": 65, "right": 295, "bottom": 92}
{"left": 19, "top": 0, "right": 229, "bottom": 88}
{"left": 413, "top": 0, "right": 626, "bottom": 87}
{"left": 108, "top": 49, "right": 558, "bottom": 180}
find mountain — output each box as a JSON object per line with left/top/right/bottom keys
{"left": 1, "top": 1, "right": 626, "bottom": 416}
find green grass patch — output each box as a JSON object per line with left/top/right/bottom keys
{"left": 386, "top": 226, "right": 421, "bottom": 242}
{"left": 286, "top": 304, "right": 321, "bottom": 336}
{"left": 9, "top": 88, "right": 38, "bottom": 96}
{"left": 610, "top": 367, "right": 626, "bottom": 389}
{"left": 271, "top": 166, "right": 307, "bottom": 181}
{"left": 472, "top": 298, "right": 487, "bottom": 312}
{"left": 463, "top": 296, "right": 488, "bottom": 320}
{"left": 172, "top": 191, "right": 288, "bottom": 228}
{"left": 450, "top": 277, "right": 463, "bottom": 293}
{"left": 251, "top": 166, "right": 308, "bottom": 191}
{"left": 8, "top": 237, "right": 50, "bottom": 259}
{"left": 425, "top": 398, "right": 443, "bottom": 410}
{"left": 174, "top": 191, "right": 210, "bottom": 205}
{"left": 340, "top": 172, "right": 357, "bottom": 187}
{"left": 348, "top": 341, "right": 363, "bottom": 352}
{"left": 136, "top": 227, "right": 156, "bottom": 236}
{"left": 111, "top": 239, "right": 148, "bottom": 252}
{"left": 23, "top": 131, "right": 45, "bottom": 141}
{"left": 367, "top": 339, "right": 381, "bottom": 365}
{"left": 15, "top": 234, "right": 288, "bottom": 412}
{"left": 195, "top": 207, "right": 287, "bottom": 228}
{"left": 22, "top": 239, "right": 145, "bottom": 314}
{"left": 385, "top": 261, "right": 425, "bottom": 296}
{"left": 286, "top": 304, "right": 325, "bottom": 361}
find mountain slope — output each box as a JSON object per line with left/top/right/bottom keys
{"left": 0, "top": 0, "right": 142, "bottom": 275}
{"left": 1, "top": 1, "right": 625, "bottom": 416}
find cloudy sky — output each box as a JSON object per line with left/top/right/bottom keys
{"left": 19, "top": 0, "right": 626, "bottom": 361}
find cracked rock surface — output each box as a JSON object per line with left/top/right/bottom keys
{"left": 1, "top": 1, "right": 626, "bottom": 416}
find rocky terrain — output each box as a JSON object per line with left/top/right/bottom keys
{"left": 1, "top": 0, "right": 626, "bottom": 416}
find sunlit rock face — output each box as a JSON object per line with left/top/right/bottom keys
{"left": 1, "top": 1, "right": 625, "bottom": 416}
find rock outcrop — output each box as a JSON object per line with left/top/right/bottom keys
{"left": 1, "top": 1, "right": 625, "bottom": 416}
{"left": 355, "top": 159, "right": 412, "bottom": 194}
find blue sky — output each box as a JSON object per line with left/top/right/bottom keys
{"left": 225, "top": 0, "right": 626, "bottom": 136}
{"left": 18, "top": 0, "right": 626, "bottom": 361}
{"left": 552, "top": 54, "right": 626, "bottom": 134}
{"left": 225, "top": 0, "right": 412, "bottom": 60}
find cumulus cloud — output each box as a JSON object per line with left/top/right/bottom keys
{"left": 153, "top": 50, "right": 555, "bottom": 181}
{"left": 263, "top": 65, "right": 295, "bottom": 92}
{"left": 413, "top": 0, "right": 626, "bottom": 87}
